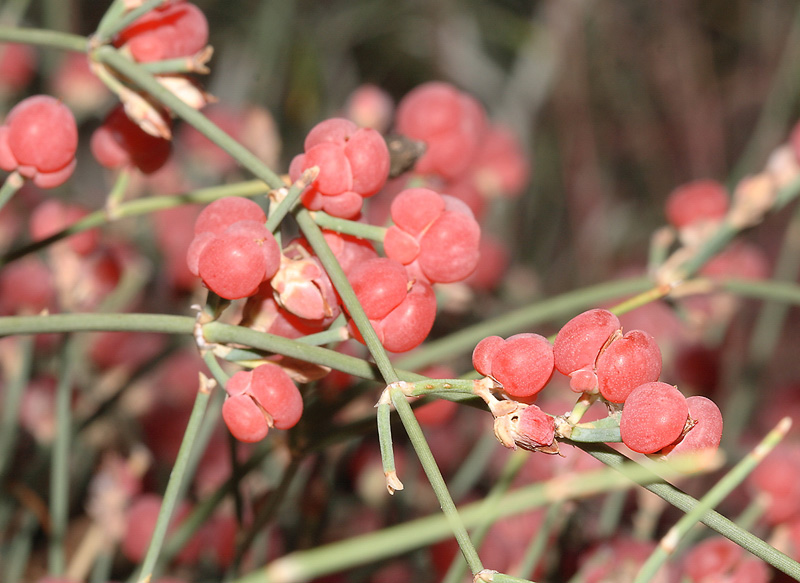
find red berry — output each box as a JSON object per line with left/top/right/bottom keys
{"left": 596, "top": 329, "right": 662, "bottom": 403}
{"left": 347, "top": 257, "right": 409, "bottom": 319}
{"left": 0, "top": 95, "right": 78, "bottom": 188}
{"left": 490, "top": 333, "right": 554, "bottom": 399}
{"left": 620, "top": 382, "right": 688, "bottom": 454}
{"left": 291, "top": 117, "right": 390, "bottom": 218}
{"left": 665, "top": 179, "right": 729, "bottom": 229}
{"left": 193, "top": 197, "right": 267, "bottom": 236}
{"left": 472, "top": 335, "right": 505, "bottom": 377}
{"left": 471, "top": 123, "right": 530, "bottom": 199}
{"left": 661, "top": 396, "right": 723, "bottom": 460}
{"left": 395, "top": 82, "right": 487, "bottom": 179}
{"left": 375, "top": 279, "right": 437, "bottom": 353}
{"left": 91, "top": 104, "right": 172, "bottom": 174}
{"left": 115, "top": 1, "right": 209, "bottom": 63}
{"left": 554, "top": 309, "right": 621, "bottom": 376}
{"left": 197, "top": 234, "right": 268, "bottom": 300}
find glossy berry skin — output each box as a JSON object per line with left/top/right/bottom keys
{"left": 290, "top": 118, "right": 390, "bottom": 218}
{"left": 384, "top": 188, "right": 481, "bottom": 284}
{"left": 222, "top": 363, "right": 303, "bottom": 443}
{"left": 91, "top": 104, "right": 172, "bottom": 174}
{"left": 596, "top": 329, "right": 662, "bottom": 403}
{"left": 114, "top": 1, "right": 209, "bottom": 63}
{"left": 620, "top": 382, "right": 688, "bottom": 454}
{"left": 346, "top": 258, "right": 437, "bottom": 352}
{"left": 472, "top": 333, "right": 554, "bottom": 399}
{"left": 553, "top": 308, "right": 621, "bottom": 393}
{"left": 0, "top": 95, "right": 78, "bottom": 188}
{"left": 187, "top": 197, "right": 279, "bottom": 300}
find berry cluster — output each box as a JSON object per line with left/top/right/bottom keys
{"left": 473, "top": 308, "right": 723, "bottom": 459}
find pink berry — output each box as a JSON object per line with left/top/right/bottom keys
{"left": 665, "top": 179, "right": 729, "bottom": 229}
{"left": 471, "top": 124, "right": 530, "bottom": 199}
{"left": 291, "top": 117, "right": 390, "bottom": 218}
{"left": 270, "top": 243, "right": 340, "bottom": 323}
{"left": 395, "top": 82, "right": 487, "bottom": 179}
{"left": 0, "top": 43, "right": 36, "bottom": 93}
{"left": 197, "top": 234, "right": 268, "bottom": 300}
{"left": 344, "top": 84, "right": 394, "bottom": 133}
{"left": 682, "top": 536, "right": 744, "bottom": 583}
{"left": 91, "top": 104, "right": 172, "bottom": 174}
{"left": 0, "top": 95, "right": 78, "bottom": 188}
{"left": 490, "top": 333, "right": 555, "bottom": 398}
{"left": 30, "top": 199, "right": 100, "bottom": 256}
{"left": 347, "top": 257, "right": 409, "bottom": 320}
{"left": 374, "top": 279, "right": 437, "bottom": 353}
{"left": 747, "top": 445, "right": 800, "bottom": 524}
{"left": 472, "top": 335, "right": 505, "bottom": 377}
{"left": 115, "top": 1, "right": 209, "bottom": 63}
{"left": 554, "top": 308, "right": 621, "bottom": 393}
{"left": 620, "top": 382, "right": 688, "bottom": 454}
{"left": 385, "top": 188, "right": 481, "bottom": 284}
{"left": 222, "top": 363, "right": 303, "bottom": 442}
{"left": 193, "top": 197, "right": 267, "bottom": 236}
{"left": 596, "top": 330, "right": 662, "bottom": 403}
{"left": 661, "top": 396, "right": 723, "bottom": 459}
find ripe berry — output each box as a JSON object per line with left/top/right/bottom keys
{"left": 470, "top": 123, "right": 530, "bottom": 199}
{"left": 661, "top": 396, "right": 723, "bottom": 460}
{"left": 619, "top": 382, "right": 688, "bottom": 454}
{"left": 665, "top": 179, "right": 729, "bottom": 229}
{"left": 193, "top": 196, "right": 267, "bottom": 236}
{"left": 114, "top": 1, "right": 209, "bottom": 63}
{"left": 553, "top": 308, "right": 621, "bottom": 393}
{"left": 596, "top": 329, "right": 662, "bottom": 403}
{"left": 91, "top": 104, "right": 172, "bottom": 174}
{"left": 0, "top": 95, "right": 78, "bottom": 188}
{"left": 747, "top": 445, "right": 800, "bottom": 524}
{"left": 395, "top": 82, "right": 487, "bottom": 179}
{"left": 384, "top": 188, "right": 481, "bottom": 284}
{"left": 473, "top": 333, "right": 554, "bottom": 399}
{"left": 222, "top": 363, "right": 303, "bottom": 443}
{"left": 290, "top": 117, "right": 390, "bottom": 218}
{"left": 196, "top": 234, "right": 268, "bottom": 300}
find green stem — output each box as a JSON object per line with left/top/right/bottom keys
{"left": 0, "top": 26, "right": 87, "bottom": 51}
{"left": 48, "top": 336, "right": 79, "bottom": 576}
{"left": 390, "top": 387, "right": 484, "bottom": 575}
{"left": 633, "top": 417, "right": 791, "bottom": 583}
{"left": 580, "top": 442, "right": 800, "bottom": 580}
{"left": 294, "top": 208, "right": 398, "bottom": 384}
{"left": 514, "top": 501, "right": 564, "bottom": 580}
{"left": 93, "top": 46, "right": 285, "bottom": 190}
{"left": 311, "top": 211, "right": 387, "bottom": 242}
{"left": 443, "top": 450, "right": 528, "bottom": 583}
{"left": 237, "top": 451, "right": 708, "bottom": 583}
{"left": 135, "top": 379, "right": 213, "bottom": 583}
{"left": 0, "top": 335, "right": 34, "bottom": 480}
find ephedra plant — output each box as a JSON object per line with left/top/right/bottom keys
{"left": 3, "top": 2, "right": 800, "bottom": 583}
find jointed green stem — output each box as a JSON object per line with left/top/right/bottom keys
{"left": 390, "top": 387, "right": 484, "bottom": 575}
{"left": 135, "top": 378, "right": 214, "bottom": 583}
{"left": 633, "top": 417, "right": 792, "bottom": 583}
{"left": 581, "top": 442, "right": 800, "bottom": 580}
